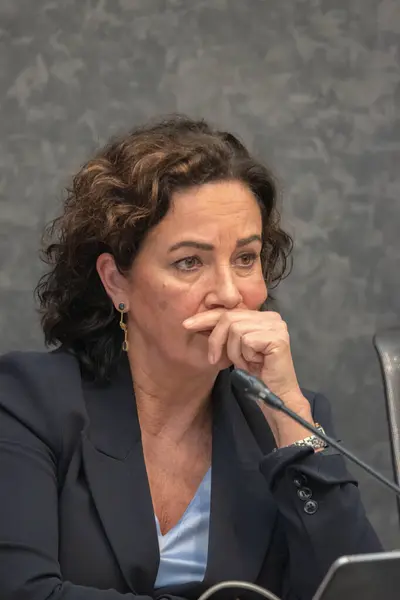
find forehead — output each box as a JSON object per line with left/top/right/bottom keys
{"left": 164, "top": 180, "right": 262, "bottom": 231}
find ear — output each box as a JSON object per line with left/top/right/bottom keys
{"left": 96, "top": 253, "right": 130, "bottom": 310}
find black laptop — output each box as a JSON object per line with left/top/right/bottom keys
{"left": 313, "top": 551, "right": 400, "bottom": 600}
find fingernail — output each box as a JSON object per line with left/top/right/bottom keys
{"left": 183, "top": 318, "right": 194, "bottom": 327}
{"left": 208, "top": 352, "right": 216, "bottom": 364}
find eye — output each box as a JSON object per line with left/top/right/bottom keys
{"left": 236, "top": 252, "right": 258, "bottom": 268}
{"left": 173, "top": 256, "right": 202, "bottom": 272}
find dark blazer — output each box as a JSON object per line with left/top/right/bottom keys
{"left": 0, "top": 349, "right": 381, "bottom": 600}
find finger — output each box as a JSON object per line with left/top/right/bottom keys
{"left": 263, "top": 310, "right": 282, "bottom": 320}
{"left": 225, "top": 322, "right": 260, "bottom": 369}
{"left": 241, "top": 343, "right": 264, "bottom": 364}
{"left": 207, "top": 313, "right": 261, "bottom": 363}
{"left": 258, "top": 311, "right": 285, "bottom": 329}
{"left": 183, "top": 308, "right": 281, "bottom": 332}
{"left": 240, "top": 329, "right": 290, "bottom": 362}
{"left": 183, "top": 308, "right": 264, "bottom": 331}
{"left": 182, "top": 309, "right": 226, "bottom": 331}
{"left": 207, "top": 318, "right": 232, "bottom": 364}
{"left": 208, "top": 312, "right": 283, "bottom": 364}
{"left": 241, "top": 331, "right": 271, "bottom": 363}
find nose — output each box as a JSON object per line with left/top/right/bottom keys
{"left": 204, "top": 267, "right": 243, "bottom": 310}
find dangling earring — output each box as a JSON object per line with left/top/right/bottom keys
{"left": 118, "top": 302, "right": 129, "bottom": 352}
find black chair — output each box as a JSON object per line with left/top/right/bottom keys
{"left": 373, "top": 327, "right": 400, "bottom": 523}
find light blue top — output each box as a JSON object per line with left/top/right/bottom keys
{"left": 154, "top": 468, "right": 212, "bottom": 589}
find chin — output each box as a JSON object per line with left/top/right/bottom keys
{"left": 180, "top": 351, "right": 231, "bottom": 374}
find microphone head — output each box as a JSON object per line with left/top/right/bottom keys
{"left": 230, "top": 368, "right": 268, "bottom": 398}
{"left": 230, "top": 368, "right": 283, "bottom": 409}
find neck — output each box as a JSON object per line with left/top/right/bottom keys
{"left": 127, "top": 343, "right": 218, "bottom": 441}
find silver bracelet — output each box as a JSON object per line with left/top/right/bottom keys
{"left": 293, "top": 423, "right": 328, "bottom": 450}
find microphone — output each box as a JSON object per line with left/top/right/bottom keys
{"left": 231, "top": 368, "right": 400, "bottom": 498}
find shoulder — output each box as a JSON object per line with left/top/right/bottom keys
{"left": 1, "top": 346, "right": 78, "bottom": 373}
{"left": 0, "top": 349, "right": 85, "bottom": 455}
{"left": 0, "top": 348, "right": 81, "bottom": 394}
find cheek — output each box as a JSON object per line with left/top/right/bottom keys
{"left": 240, "top": 278, "right": 268, "bottom": 310}
{"left": 157, "top": 298, "right": 168, "bottom": 311}
{"left": 140, "top": 278, "right": 203, "bottom": 323}
{"left": 160, "top": 284, "right": 204, "bottom": 319}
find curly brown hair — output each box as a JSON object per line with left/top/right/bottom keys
{"left": 36, "top": 115, "right": 293, "bottom": 381}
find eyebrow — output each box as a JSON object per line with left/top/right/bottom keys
{"left": 168, "top": 234, "right": 262, "bottom": 253}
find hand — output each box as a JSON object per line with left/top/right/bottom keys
{"left": 183, "top": 309, "right": 315, "bottom": 446}
{"left": 183, "top": 308, "right": 299, "bottom": 397}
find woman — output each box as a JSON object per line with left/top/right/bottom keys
{"left": 0, "top": 116, "right": 381, "bottom": 600}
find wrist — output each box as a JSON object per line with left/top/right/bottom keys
{"left": 273, "top": 395, "right": 315, "bottom": 448}
{"left": 275, "top": 421, "right": 315, "bottom": 448}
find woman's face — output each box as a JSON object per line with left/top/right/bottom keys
{"left": 125, "top": 180, "right": 268, "bottom": 371}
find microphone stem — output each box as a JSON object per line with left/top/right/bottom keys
{"left": 252, "top": 392, "right": 400, "bottom": 498}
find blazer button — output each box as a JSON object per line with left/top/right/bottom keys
{"left": 304, "top": 500, "right": 318, "bottom": 515}
{"left": 297, "top": 487, "right": 312, "bottom": 501}
{"left": 293, "top": 474, "right": 308, "bottom": 488}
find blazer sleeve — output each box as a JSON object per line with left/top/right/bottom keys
{"left": 259, "top": 391, "right": 383, "bottom": 600}
{"left": 0, "top": 352, "right": 185, "bottom": 600}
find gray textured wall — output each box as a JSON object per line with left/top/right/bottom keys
{"left": 1, "top": 0, "right": 399, "bottom": 548}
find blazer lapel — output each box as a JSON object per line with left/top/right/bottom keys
{"left": 80, "top": 362, "right": 277, "bottom": 595}
{"left": 81, "top": 361, "right": 159, "bottom": 595}
{"left": 203, "top": 369, "right": 278, "bottom": 587}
